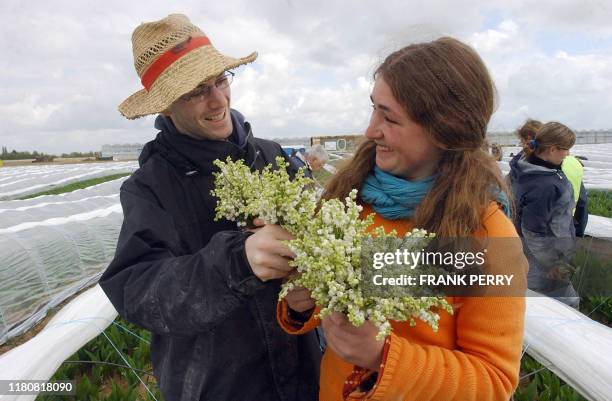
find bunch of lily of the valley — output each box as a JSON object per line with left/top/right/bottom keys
{"left": 212, "top": 157, "right": 451, "bottom": 340}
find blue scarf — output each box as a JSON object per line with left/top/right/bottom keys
{"left": 361, "top": 167, "right": 436, "bottom": 220}
{"left": 494, "top": 189, "right": 511, "bottom": 218}
{"left": 360, "top": 167, "right": 512, "bottom": 220}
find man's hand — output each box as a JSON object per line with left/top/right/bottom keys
{"left": 285, "top": 286, "right": 315, "bottom": 313}
{"left": 321, "top": 312, "right": 385, "bottom": 371}
{"left": 245, "top": 219, "right": 296, "bottom": 281}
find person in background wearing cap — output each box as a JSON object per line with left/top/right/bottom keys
{"left": 99, "top": 14, "right": 320, "bottom": 401}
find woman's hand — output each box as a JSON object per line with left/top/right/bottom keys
{"left": 321, "top": 311, "right": 385, "bottom": 371}
{"left": 285, "top": 286, "right": 316, "bottom": 313}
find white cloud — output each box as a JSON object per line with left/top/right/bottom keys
{"left": 0, "top": 95, "right": 61, "bottom": 128}
{"left": 508, "top": 0, "right": 612, "bottom": 38}
{"left": 490, "top": 51, "right": 612, "bottom": 130}
{"left": 470, "top": 20, "right": 519, "bottom": 52}
{"left": 0, "top": 0, "right": 611, "bottom": 153}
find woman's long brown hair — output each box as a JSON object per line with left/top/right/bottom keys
{"left": 323, "top": 37, "right": 510, "bottom": 237}
{"left": 516, "top": 119, "right": 542, "bottom": 146}
{"left": 522, "top": 121, "right": 576, "bottom": 158}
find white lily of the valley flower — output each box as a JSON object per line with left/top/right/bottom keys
{"left": 212, "top": 157, "right": 452, "bottom": 340}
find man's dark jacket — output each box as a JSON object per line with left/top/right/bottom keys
{"left": 99, "top": 110, "right": 320, "bottom": 401}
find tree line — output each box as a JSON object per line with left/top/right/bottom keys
{"left": 1, "top": 146, "right": 94, "bottom": 160}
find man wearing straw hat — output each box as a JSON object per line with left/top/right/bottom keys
{"left": 100, "top": 14, "right": 320, "bottom": 401}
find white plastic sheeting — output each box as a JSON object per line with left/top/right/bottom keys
{"left": 0, "top": 161, "right": 137, "bottom": 200}
{"left": 0, "top": 285, "right": 117, "bottom": 401}
{"left": 0, "top": 178, "right": 123, "bottom": 229}
{"left": 585, "top": 215, "right": 612, "bottom": 238}
{"left": 524, "top": 291, "right": 612, "bottom": 401}
{"left": 498, "top": 143, "right": 612, "bottom": 190}
{"left": 0, "top": 177, "right": 127, "bottom": 344}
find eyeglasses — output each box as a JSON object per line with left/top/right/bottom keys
{"left": 180, "top": 71, "right": 235, "bottom": 102}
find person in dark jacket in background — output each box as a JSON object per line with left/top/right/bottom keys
{"left": 509, "top": 121, "right": 580, "bottom": 307}
{"left": 512, "top": 119, "right": 588, "bottom": 236}
{"left": 290, "top": 145, "right": 330, "bottom": 195}
{"left": 290, "top": 145, "right": 329, "bottom": 174}
{"left": 99, "top": 14, "right": 320, "bottom": 401}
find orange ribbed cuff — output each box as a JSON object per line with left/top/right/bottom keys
{"left": 276, "top": 299, "right": 321, "bottom": 334}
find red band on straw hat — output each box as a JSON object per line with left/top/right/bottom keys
{"left": 141, "top": 36, "right": 211, "bottom": 91}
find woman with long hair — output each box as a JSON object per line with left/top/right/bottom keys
{"left": 279, "top": 37, "right": 527, "bottom": 400}
{"left": 512, "top": 119, "right": 588, "bottom": 237}
{"left": 509, "top": 122, "right": 580, "bottom": 306}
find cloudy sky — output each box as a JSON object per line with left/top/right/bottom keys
{"left": 1, "top": 0, "right": 612, "bottom": 154}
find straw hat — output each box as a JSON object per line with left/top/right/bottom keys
{"left": 118, "top": 14, "right": 257, "bottom": 119}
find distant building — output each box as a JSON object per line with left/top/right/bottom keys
{"left": 574, "top": 129, "right": 612, "bottom": 144}
{"left": 487, "top": 129, "right": 612, "bottom": 146}
{"left": 101, "top": 144, "right": 143, "bottom": 161}
{"left": 272, "top": 137, "right": 310, "bottom": 148}
{"left": 310, "top": 134, "right": 365, "bottom": 152}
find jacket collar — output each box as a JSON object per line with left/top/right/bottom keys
{"left": 139, "top": 109, "right": 258, "bottom": 176}
{"left": 509, "top": 152, "right": 564, "bottom": 182}
{"left": 527, "top": 154, "right": 561, "bottom": 170}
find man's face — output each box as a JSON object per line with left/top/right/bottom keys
{"left": 165, "top": 73, "right": 233, "bottom": 141}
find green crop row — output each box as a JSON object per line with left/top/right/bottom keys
{"left": 514, "top": 354, "right": 587, "bottom": 401}
{"left": 19, "top": 173, "right": 132, "bottom": 200}
{"left": 37, "top": 319, "right": 164, "bottom": 401}
{"left": 588, "top": 189, "right": 612, "bottom": 218}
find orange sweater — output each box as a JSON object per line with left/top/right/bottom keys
{"left": 278, "top": 203, "right": 527, "bottom": 401}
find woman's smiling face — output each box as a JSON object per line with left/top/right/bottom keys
{"left": 365, "top": 76, "right": 441, "bottom": 180}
